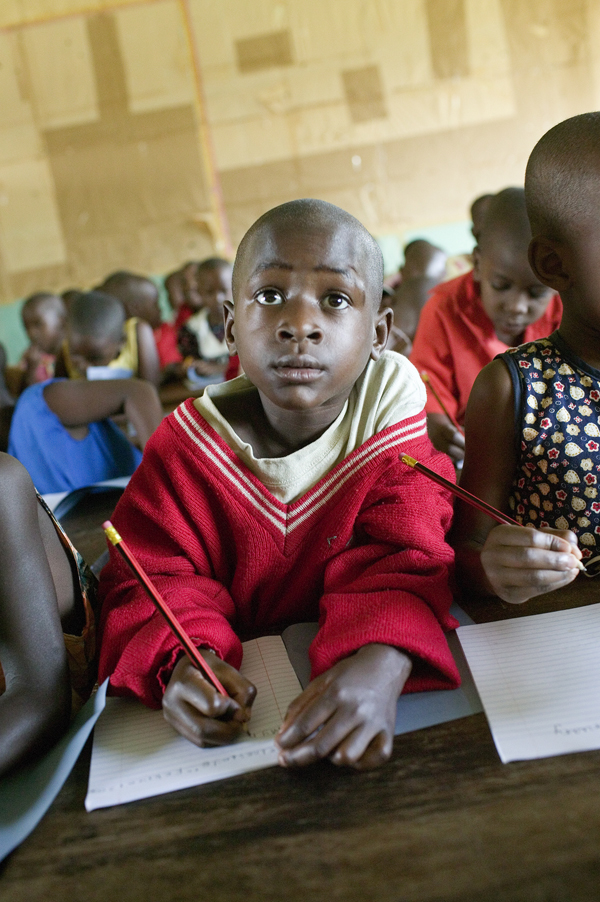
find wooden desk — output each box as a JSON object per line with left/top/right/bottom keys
{"left": 3, "top": 571, "right": 600, "bottom": 899}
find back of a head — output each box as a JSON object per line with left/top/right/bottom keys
{"left": 525, "top": 112, "right": 600, "bottom": 242}
{"left": 98, "top": 271, "right": 157, "bottom": 312}
{"left": 401, "top": 239, "right": 446, "bottom": 281}
{"left": 477, "top": 187, "right": 531, "bottom": 255}
{"left": 68, "top": 290, "right": 125, "bottom": 342}
{"left": 197, "top": 257, "right": 231, "bottom": 277}
{"left": 233, "top": 198, "right": 384, "bottom": 303}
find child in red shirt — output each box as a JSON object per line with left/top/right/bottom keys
{"left": 99, "top": 199, "right": 460, "bottom": 771}
{"left": 410, "top": 188, "right": 562, "bottom": 464}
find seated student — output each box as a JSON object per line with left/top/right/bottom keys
{"left": 8, "top": 292, "right": 162, "bottom": 493}
{"left": 10, "top": 293, "right": 67, "bottom": 393}
{"left": 98, "top": 199, "right": 460, "bottom": 772}
{"left": 0, "top": 453, "right": 97, "bottom": 776}
{"left": 177, "top": 257, "right": 233, "bottom": 386}
{"left": 174, "top": 257, "right": 231, "bottom": 329}
{"left": 389, "top": 240, "right": 447, "bottom": 348}
{"left": 97, "top": 271, "right": 161, "bottom": 385}
{"left": 452, "top": 113, "right": 600, "bottom": 603}
{"left": 164, "top": 267, "right": 186, "bottom": 315}
{"left": 410, "top": 188, "right": 563, "bottom": 465}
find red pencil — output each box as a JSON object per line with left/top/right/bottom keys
{"left": 400, "top": 456, "right": 586, "bottom": 571}
{"left": 103, "top": 520, "right": 229, "bottom": 696}
{"left": 420, "top": 371, "right": 464, "bottom": 435}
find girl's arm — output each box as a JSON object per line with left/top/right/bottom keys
{"left": 453, "top": 360, "right": 581, "bottom": 603}
{"left": 43, "top": 378, "right": 163, "bottom": 448}
{"left": 0, "top": 455, "right": 70, "bottom": 775}
{"left": 135, "top": 320, "right": 161, "bottom": 386}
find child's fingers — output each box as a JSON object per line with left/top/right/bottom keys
{"left": 487, "top": 524, "right": 579, "bottom": 555}
{"left": 163, "top": 698, "right": 245, "bottom": 747}
{"left": 278, "top": 708, "right": 356, "bottom": 767}
{"left": 330, "top": 727, "right": 392, "bottom": 770}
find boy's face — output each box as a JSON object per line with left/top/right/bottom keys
{"left": 474, "top": 238, "right": 555, "bottom": 344}
{"left": 225, "top": 222, "right": 389, "bottom": 421}
{"left": 67, "top": 330, "right": 124, "bottom": 378}
{"left": 198, "top": 265, "right": 232, "bottom": 316}
{"left": 24, "top": 300, "right": 66, "bottom": 355}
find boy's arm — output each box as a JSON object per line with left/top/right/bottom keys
{"left": 278, "top": 442, "right": 458, "bottom": 770}
{"left": 453, "top": 360, "right": 581, "bottom": 603}
{"left": 135, "top": 320, "right": 161, "bottom": 386}
{"left": 98, "top": 425, "right": 245, "bottom": 707}
{"left": 43, "top": 378, "right": 162, "bottom": 448}
{"left": 0, "top": 456, "right": 71, "bottom": 776}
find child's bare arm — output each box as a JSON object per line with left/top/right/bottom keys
{"left": 44, "top": 378, "right": 163, "bottom": 448}
{"left": 276, "top": 644, "right": 411, "bottom": 770}
{"left": 135, "top": 320, "right": 161, "bottom": 386}
{"left": 162, "top": 652, "right": 256, "bottom": 746}
{"left": 453, "top": 360, "right": 581, "bottom": 602}
{"left": 0, "top": 455, "right": 71, "bottom": 776}
{"left": 426, "top": 412, "right": 465, "bottom": 463}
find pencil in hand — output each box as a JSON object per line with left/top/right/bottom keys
{"left": 400, "top": 455, "right": 587, "bottom": 572}
{"left": 102, "top": 520, "right": 229, "bottom": 696}
{"left": 420, "top": 372, "right": 464, "bottom": 435}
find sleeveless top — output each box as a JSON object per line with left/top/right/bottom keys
{"left": 500, "top": 331, "right": 600, "bottom": 570}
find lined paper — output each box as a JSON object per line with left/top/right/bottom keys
{"left": 85, "top": 636, "right": 301, "bottom": 810}
{"left": 457, "top": 602, "right": 600, "bottom": 763}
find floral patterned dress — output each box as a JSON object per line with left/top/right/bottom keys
{"left": 501, "top": 331, "right": 600, "bottom": 572}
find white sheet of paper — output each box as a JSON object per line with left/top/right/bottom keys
{"left": 457, "top": 602, "right": 600, "bottom": 763}
{"left": 85, "top": 636, "right": 302, "bottom": 811}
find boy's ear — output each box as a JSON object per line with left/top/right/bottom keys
{"left": 472, "top": 245, "right": 481, "bottom": 282}
{"left": 370, "top": 306, "right": 393, "bottom": 360}
{"left": 223, "top": 300, "right": 237, "bottom": 354}
{"left": 528, "top": 237, "right": 572, "bottom": 292}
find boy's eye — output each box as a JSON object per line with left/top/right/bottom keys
{"left": 255, "top": 289, "right": 284, "bottom": 306}
{"left": 322, "top": 293, "right": 350, "bottom": 309}
{"left": 529, "top": 287, "right": 551, "bottom": 300}
{"left": 491, "top": 281, "right": 511, "bottom": 292}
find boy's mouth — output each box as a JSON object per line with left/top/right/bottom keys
{"left": 272, "top": 355, "right": 325, "bottom": 382}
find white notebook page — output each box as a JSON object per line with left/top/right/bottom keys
{"left": 457, "top": 602, "right": 600, "bottom": 763}
{"left": 85, "top": 636, "right": 301, "bottom": 810}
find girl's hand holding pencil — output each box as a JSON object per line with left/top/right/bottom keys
{"left": 401, "top": 455, "right": 586, "bottom": 605}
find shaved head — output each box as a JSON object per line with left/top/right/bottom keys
{"left": 478, "top": 187, "right": 532, "bottom": 255}
{"left": 233, "top": 199, "right": 384, "bottom": 305}
{"left": 525, "top": 112, "right": 600, "bottom": 242}
{"left": 68, "top": 291, "right": 125, "bottom": 342}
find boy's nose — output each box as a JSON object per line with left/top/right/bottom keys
{"left": 276, "top": 304, "right": 323, "bottom": 344}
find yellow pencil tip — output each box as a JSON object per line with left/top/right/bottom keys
{"left": 401, "top": 454, "right": 417, "bottom": 467}
{"left": 103, "top": 521, "right": 122, "bottom": 546}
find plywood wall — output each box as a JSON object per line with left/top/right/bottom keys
{"left": 0, "top": 0, "right": 598, "bottom": 302}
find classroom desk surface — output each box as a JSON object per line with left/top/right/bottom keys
{"left": 3, "top": 532, "right": 600, "bottom": 900}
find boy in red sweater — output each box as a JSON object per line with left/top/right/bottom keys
{"left": 98, "top": 199, "right": 460, "bottom": 770}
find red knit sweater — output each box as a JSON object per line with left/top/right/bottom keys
{"left": 98, "top": 400, "right": 460, "bottom": 707}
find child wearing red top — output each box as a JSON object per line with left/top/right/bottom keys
{"left": 410, "top": 188, "right": 562, "bottom": 464}
{"left": 98, "top": 199, "right": 460, "bottom": 771}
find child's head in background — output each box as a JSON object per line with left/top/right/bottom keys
{"left": 525, "top": 112, "right": 600, "bottom": 370}
{"left": 470, "top": 193, "right": 494, "bottom": 244}
{"left": 21, "top": 293, "right": 66, "bottom": 356}
{"left": 473, "top": 187, "right": 556, "bottom": 345}
{"left": 66, "top": 291, "right": 126, "bottom": 378}
{"left": 195, "top": 258, "right": 233, "bottom": 324}
{"left": 98, "top": 271, "right": 162, "bottom": 330}
{"left": 400, "top": 239, "right": 447, "bottom": 282}
{"left": 225, "top": 198, "right": 389, "bottom": 430}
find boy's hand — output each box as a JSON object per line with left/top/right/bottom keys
{"left": 426, "top": 413, "right": 465, "bottom": 464}
{"left": 162, "top": 651, "right": 256, "bottom": 747}
{"left": 481, "top": 524, "right": 582, "bottom": 604}
{"left": 275, "top": 644, "right": 412, "bottom": 771}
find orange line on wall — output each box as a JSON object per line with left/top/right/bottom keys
{"left": 179, "top": 0, "right": 232, "bottom": 256}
